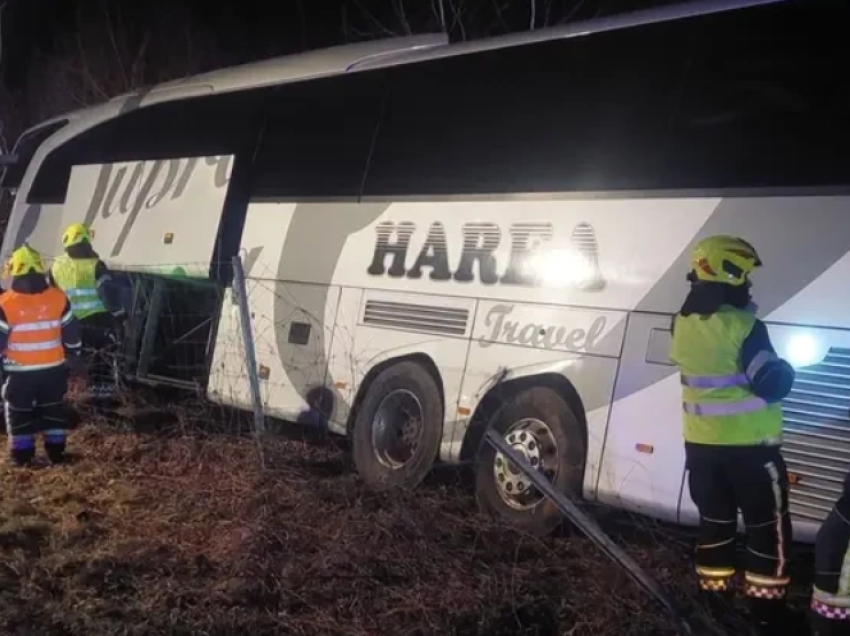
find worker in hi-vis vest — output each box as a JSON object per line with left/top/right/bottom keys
{"left": 48, "top": 223, "right": 126, "bottom": 399}
{"left": 810, "top": 470, "right": 850, "bottom": 635}
{"left": 0, "top": 245, "right": 82, "bottom": 466}
{"left": 669, "top": 235, "right": 802, "bottom": 634}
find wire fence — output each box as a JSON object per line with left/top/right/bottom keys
{"left": 0, "top": 255, "right": 817, "bottom": 636}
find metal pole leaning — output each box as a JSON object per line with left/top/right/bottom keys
{"left": 231, "top": 254, "right": 266, "bottom": 468}
{"left": 484, "top": 429, "right": 701, "bottom": 636}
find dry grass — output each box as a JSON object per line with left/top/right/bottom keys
{"left": 0, "top": 395, "right": 815, "bottom": 636}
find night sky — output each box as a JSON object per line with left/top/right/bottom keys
{"left": 1, "top": 0, "right": 681, "bottom": 88}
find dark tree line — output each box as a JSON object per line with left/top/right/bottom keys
{"left": 0, "top": 0, "right": 674, "bottom": 149}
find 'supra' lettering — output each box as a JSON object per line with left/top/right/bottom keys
{"left": 83, "top": 155, "right": 233, "bottom": 257}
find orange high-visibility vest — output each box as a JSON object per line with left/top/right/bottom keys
{"left": 0, "top": 287, "right": 68, "bottom": 371}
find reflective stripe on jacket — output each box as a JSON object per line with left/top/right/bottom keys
{"left": 0, "top": 287, "right": 70, "bottom": 371}
{"left": 669, "top": 305, "right": 783, "bottom": 446}
{"left": 51, "top": 255, "right": 106, "bottom": 319}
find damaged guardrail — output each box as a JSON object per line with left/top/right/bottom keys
{"left": 484, "top": 429, "right": 714, "bottom": 636}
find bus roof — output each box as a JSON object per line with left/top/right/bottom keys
{"left": 123, "top": 0, "right": 786, "bottom": 98}
{"left": 354, "top": 0, "right": 787, "bottom": 71}
{"left": 19, "top": 0, "right": 789, "bottom": 136}
{"left": 123, "top": 33, "right": 449, "bottom": 99}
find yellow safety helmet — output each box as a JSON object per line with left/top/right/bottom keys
{"left": 5, "top": 244, "right": 45, "bottom": 278}
{"left": 690, "top": 235, "right": 762, "bottom": 287}
{"left": 62, "top": 222, "right": 92, "bottom": 248}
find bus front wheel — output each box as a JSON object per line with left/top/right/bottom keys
{"left": 474, "top": 386, "right": 586, "bottom": 537}
{"left": 352, "top": 361, "right": 443, "bottom": 491}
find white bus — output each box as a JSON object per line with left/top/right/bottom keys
{"left": 1, "top": 0, "right": 847, "bottom": 541}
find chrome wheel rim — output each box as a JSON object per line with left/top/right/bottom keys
{"left": 493, "top": 418, "right": 559, "bottom": 511}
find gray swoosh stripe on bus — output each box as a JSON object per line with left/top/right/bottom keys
{"left": 607, "top": 195, "right": 850, "bottom": 406}
{"left": 11, "top": 92, "right": 149, "bottom": 251}
{"left": 274, "top": 196, "right": 850, "bottom": 429}
{"left": 274, "top": 203, "right": 389, "bottom": 425}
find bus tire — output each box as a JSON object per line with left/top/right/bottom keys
{"left": 474, "top": 386, "right": 586, "bottom": 537}
{"left": 352, "top": 361, "right": 443, "bottom": 491}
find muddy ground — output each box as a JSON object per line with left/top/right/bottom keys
{"left": 0, "top": 396, "right": 815, "bottom": 636}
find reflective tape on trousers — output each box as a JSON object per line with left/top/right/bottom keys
{"left": 682, "top": 396, "right": 769, "bottom": 417}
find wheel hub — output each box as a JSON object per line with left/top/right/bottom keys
{"left": 372, "top": 389, "right": 423, "bottom": 470}
{"left": 493, "top": 418, "right": 558, "bottom": 510}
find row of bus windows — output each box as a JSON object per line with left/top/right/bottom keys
{"left": 26, "top": 0, "right": 850, "bottom": 204}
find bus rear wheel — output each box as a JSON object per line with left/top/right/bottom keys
{"left": 352, "top": 361, "right": 443, "bottom": 491}
{"left": 474, "top": 386, "right": 586, "bottom": 537}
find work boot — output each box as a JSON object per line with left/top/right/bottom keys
{"left": 46, "top": 447, "right": 67, "bottom": 464}
{"left": 44, "top": 435, "right": 68, "bottom": 465}
{"left": 9, "top": 446, "right": 35, "bottom": 467}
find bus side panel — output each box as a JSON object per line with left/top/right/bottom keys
{"left": 309, "top": 198, "right": 721, "bottom": 313}
{"left": 207, "top": 200, "right": 287, "bottom": 411}
{"left": 458, "top": 344, "right": 621, "bottom": 499}
{"left": 323, "top": 286, "right": 365, "bottom": 435}
{"left": 350, "top": 289, "right": 477, "bottom": 461}
{"left": 455, "top": 300, "right": 626, "bottom": 495}
{"left": 270, "top": 282, "right": 342, "bottom": 423}
{"left": 208, "top": 201, "right": 347, "bottom": 424}
{"left": 207, "top": 287, "right": 251, "bottom": 411}
{"left": 597, "top": 312, "right": 684, "bottom": 523}
{"left": 207, "top": 282, "right": 344, "bottom": 423}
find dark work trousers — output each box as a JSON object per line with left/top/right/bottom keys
{"left": 685, "top": 442, "right": 793, "bottom": 599}
{"left": 2, "top": 365, "right": 69, "bottom": 465}
{"left": 810, "top": 496, "right": 850, "bottom": 635}
{"left": 80, "top": 312, "right": 116, "bottom": 397}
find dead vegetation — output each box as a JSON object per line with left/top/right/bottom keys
{"left": 0, "top": 391, "right": 814, "bottom": 636}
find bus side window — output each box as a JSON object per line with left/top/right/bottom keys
{"left": 1, "top": 120, "right": 69, "bottom": 192}
{"left": 361, "top": 18, "right": 694, "bottom": 197}
{"left": 27, "top": 90, "right": 266, "bottom": 205}
{"left": 250, "top": 70, "right": 388, "bottom": 201}
{"left": 668, "top": 0, "right": 850, "bottom": 190}
{"left": 27, "top": 144, "right": 74, "bottom": 204}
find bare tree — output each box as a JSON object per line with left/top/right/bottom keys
{"left": 341, "top": 0, "right": 593, "bottom": 43}
{"left": 0, "top": 0, "right": 608, "bottom": 152}
{"left": 0, "top": 1, "right": 225, "bottom": 138}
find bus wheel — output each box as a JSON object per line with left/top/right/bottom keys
{"left": 474, "top": 386, "right": 586, "bottom": 537}
{"left": 352, "top": 361, "right": 443, "bottom": 491}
